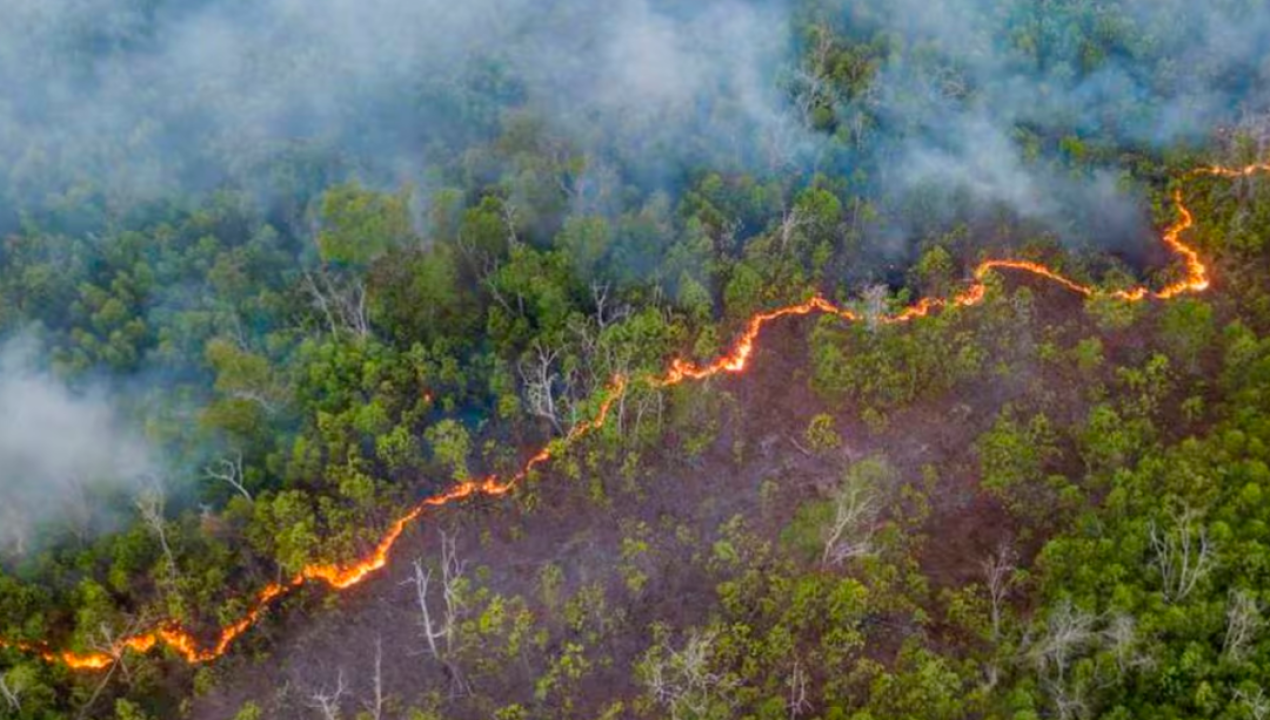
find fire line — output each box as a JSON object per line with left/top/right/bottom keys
{"left": 0, "top": 162, "right": 1254, "bottom": 672}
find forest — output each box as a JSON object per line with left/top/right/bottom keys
{"left": 3, "top": 0, "right": 1270, "bottom": 718}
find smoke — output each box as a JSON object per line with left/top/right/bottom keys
{"left": 1, "top": 0, "right": 1267, "bottom": 548}
{"left": 0, "top": 338, "right": 158, "bottom": 556}
{"left": 4, "top": 0, "right": 1264, "bottom": 240}
{"left": 0, "top": 0, "right": 799, "bottom": 212}
{"left": 856, "top": 0, "right": 1270, "bottom": 247}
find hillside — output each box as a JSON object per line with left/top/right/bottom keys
{"left": 3, "top": 1, "right": 1270, "bottom": 719}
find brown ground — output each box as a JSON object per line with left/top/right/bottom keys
{"left": 187, "top": 295, "right": 1099, "bottom": 720}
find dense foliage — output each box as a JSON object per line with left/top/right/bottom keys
{"left": 2, "top": 0, "right": 1270, "bottom": 718}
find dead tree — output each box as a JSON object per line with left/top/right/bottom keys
{"left": 980, "top": 543, "right": 1018, "bottom": 688}
{"left": 303, "top": 269, "right": 370, "bottom": 338}
{"left": 777, "top": 206, "right": 809, "bottom": 254}
{"left": 1149, "top": 507, "right": 1215, "bottom": 602}
{"left": 204, "top": 452, "right": 251, "bottom": 501}
{"left": 136, "top": 482, "right": 177, "bottom": 586}
{"left": 0, "top": 674, "right": 22, "bottom": 713}
{"left": 860, "top": 284, "right": 890, "bottom": 330}
{"left": 1224, "top": 589, "right": 1262, "bottom": 662}
{"left": 644, "top": 630, "right": 738, "bottom": 720}
{"left": 404, "top": 531, "right": 468, "bottom": 695}
{"left": 822, "top": 481, "right": 878, "bottom": 566}
{"left": 306, "top": 669, "right": 347, "bottom": 720}
{"left": 982, "top": 543, "right": 1018, "bottom": 644}
{"left": 787, "top": 660, "right": 812, "bottom": 720}
{"left": 1029, "top": 600, "right": 1096, "bottom": 720}
{"left": 361, "top": 637, "right": 385, "bottom": 720}
{"left": 589, "top": 281, "right": 630, "bottom": 331}
{"left": 519, "top": 341, "right": 571, "bottom": 433}
{"left": 229, "top": 388, "right": 281, "bottom": 415}
{"left": 1030, "top": 601, "right": 1095, "bottom": 682}
{"left": 1101, "top": 612, "right": 1150, "bottom": 679}
{"left": 407, "top": 560, "right": 446, "bottom": 660}
{"left": 1237, "top": 688, "right": 1270, "bottom": 720}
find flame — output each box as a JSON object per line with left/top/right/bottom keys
{"left": 2, "top": 163, "right": 1253, "bottom": 672}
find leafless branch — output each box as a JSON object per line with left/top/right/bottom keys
{"left": 303, "top": 269, "right": 370, "bottom": 339}
{"left": 1224, "top": 589, "right": 1262, "bottom": 662}
{"left": 787, "top": 660, "right": 812, "bottom": 720}
{"left": 645, "top": 630, "right": 738, "bottom": 720}
{"left": 403, "top": 530, "right": 467, "bottom": 698}
{"left": 519, "top": 341, "right": 570, "bottom": 433}
{"left": 822, "top": 480, "right": 878, "bottom": 566}
{"left": 136, "top": 480, "right": 178, "bottom": 586}
{"left": 0, "top": 674, "right": 22, "bottom": 713}
{"left": 204, "top": 452, "right": 251, "bottom": 501}
{"left": 1237, "top": 687, "right": 1270, "bottom": 720}
{"left": 1149, "top": 506, "right": 1216, "bottom": 602}
{"left": 982, "top": 542, "right": 1018, "bottom": 644}
{"left": 306, "top": 669, "right": 347, "bottom": 720}
{"left": 361, "top": 637, "right": 385, "bottom": 720}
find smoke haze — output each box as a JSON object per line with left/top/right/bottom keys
{"left": 2, "top": 0, "right": 1269, "bottom": 550}
{"left": 0, "top": 339, "right": 157, "bottom": 555}
{"left": 0, "top": 0, "right": 797, "bottom": 209}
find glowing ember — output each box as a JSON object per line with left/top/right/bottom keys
{"left": 2, "top": 163, "right": 1253, "bottom": 672}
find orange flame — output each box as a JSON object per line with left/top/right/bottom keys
{"left": 1, "top": 164, "right": 1252, "bottom": 672}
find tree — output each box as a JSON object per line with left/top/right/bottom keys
{"left": 425, "top": 420, "right": 472, "bottom": 482}
{"left": 318, "top": 183, "right": 413, "bottom": 266}
{"left": 803, "top": 413, "right": 841, "bottom": 454}
{"left": 306, "top": 668, "right": 347, "bottom": 720}
{"left": 1223, "top": 589, "right": 1261, "bottom": 662}
{"left": 135, "top": 482, "right": 178, "bottom": 588}
{"left": 1149, "top": 506, "right": 1215, "bottom": 603}
{"left": 822, "top": 470, "right": 881, "bottom": 566}
{"left": 555, "top": 215, "right": 612, "bottom": 279}
{"left": 641, "top": 629, "right": 739, "bottom": 720}
{"left": 405, "top": 531, "right": 468, "bottom": 696}
{"left": 204, "top": 451, "right": 251, "bottom": 501}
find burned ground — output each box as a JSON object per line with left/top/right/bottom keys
{"left": 185, "top": 286, "right": 1123, "bottom": 719}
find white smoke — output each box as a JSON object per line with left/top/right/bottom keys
{"left": 0, "top": 338, "right": 157, "bottom": 554}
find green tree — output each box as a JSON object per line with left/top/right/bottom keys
{"left": 427, "top": 419, "right": 473, "bottom": 481}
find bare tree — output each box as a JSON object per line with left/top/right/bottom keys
{"left": 361, "top": 637, "right": 385, "bottom": 720}
{"left": 1149, "top": 507, "right": 1216, "bottom": 602}
{"left": 407, "top": 559, "right": 446, "bottom": 661}
{"left": 404, "top": 531, "right": 468, "bottom": 695}
{"left": 982, "top": 543, "right": 1018, "bottom": 644}
{"left": 980, "top": 543, "right": 1018, "bottom": 689}
{"left": 303, "top": 269, "right": 369, "bottom": 338}
{"left": 860, "top": 284, "right": 890, "bottom": 329}
{"left": 822, "top": 480, "right": 878, "bottom": 566}
{"left": 1030, "top": 600, "right": 1095, "bottom": 683}
{"left": 1237, "top": 688, "right": 1270, "bottom": 720}
{"left": 136, "top": 482, "right": 177, "bottom": 585}
{"left": 644, "top": 630, "right": 738, "bottom": 720}
{"left": 1048, "top": 681, "right": 1090, "bottom": 720}
{"left": 0, "top": 673, "right": 22, "bottom": 713}
{"left": 787, "top": 660, "right": 812, "bottom": 720}
{"left": 1101, "top": 612, "right": 1151, "bottom": 679}
{"left": 519, "top": 341, "right": 570, "bottom": 433}
{"left": 1224, "top": 589, "right": 1262, "bottom": 662}
{"left": 306, "top": 669, "right": 347, "bottom": 720}
{"left": 589, "top": 281, "right": 630, "bottom": 331}
{"left": 776, "top": 205, "right": 809, "bottom": 254}
{"left": 1029, "top": 601, "right": 1096, "bottom": 720}
{"left": 204, "top": 451, "right": 251, "bottom": 501}
{"left": 229, "top": 388, "right": 281, "bottom": 415}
